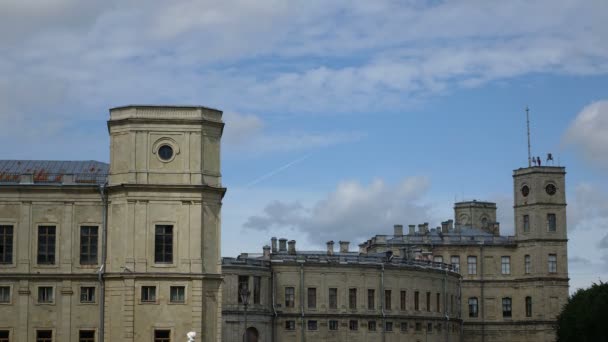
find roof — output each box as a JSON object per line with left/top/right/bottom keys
{"left": 0, "top": 160, "right": 109, "bottom": 185}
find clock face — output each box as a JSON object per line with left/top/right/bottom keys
{"left": 545, "top": 183, "right": 557, "bottom": 196}
{"left": 521, "top": 185, "right": 530, "bottom": 197}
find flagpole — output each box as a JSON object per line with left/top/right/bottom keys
{"left": 526, "top": 106, "right": 532, "bottom": 167}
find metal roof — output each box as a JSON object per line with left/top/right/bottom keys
{"left": 0, "top": 160, "right": 109, "bottom": 185}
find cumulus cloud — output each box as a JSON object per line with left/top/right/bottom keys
{"left": 243, "top": 176, "right": 434, "bottom": 244}
{"left": 564, "top": 100, "right": 608, "bottom": 169}
{"left": 568, "top": 182, "right": 608, "bottom": 232}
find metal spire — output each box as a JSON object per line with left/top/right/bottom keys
{"left": 526, "top": 106, "right": 532, "bottom": 167}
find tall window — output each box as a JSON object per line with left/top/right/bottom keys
{"left": 524, "top": 255, "right": 531, "bottom": 274}
{"left": 253, "top": 276, "right": 261, "bottom": 304}
{"left": 80, "top": 287, "right": 95, "bottom": 303}
{"left": 154, "top": 225, "right": 173, "bottom": 263}
{"left": 427, "top": 322, "right": 433, "bottom": 332}
{"left": 525, "top": 296, "right": 532, "bottom": 317}
{"left": 367, "top": 289, "right": 375, "bottom": 310}
{"left": 307, "top": 288, "right": 316, "bottom": 309}
{"left": 141, "top": 286, "right": 156, "bottom": 303}
{"left": 170, "top": 286, "right": 185, "bottom": 303}
{"left": 467, "top": 256, "right": 477, "bottom": 275}
{"left": 79, "top": 330, "right": 95, "bottom": 342}
{"left": 385, "top": 322, "right": 393, "bottom": 332}
{"left": 329, "top": 320, "right": 339, "bottom": 331}
{"left": 0, "top": 225, "right": 13, "bottom": 264}
{"left": 238, "top": 276, "right": 249, "bottom": 303}
{"left": 329, "top": 288, "right": 338, "bottom": 309}
{"left": 307, "top": 320, "right": 317, "bottom": 330}
{"left": 37, "top": 226, "right": 56, "bottom": 265}
{"left": 450, "top": 256, "right": 460, "bottom": 272}
{"left": 400, "top": 290, "right": 406, "bottom": 311}
{"left": 501, "top": 256, "right": 511, "bottom": 275}
{"left": 414, "top": 291, "right": 420, "bottom": 311}
{"left": 502, "top": 297, "right": 512, "bottom": 317}
{"left": 548, "top": 254, "right": 557, "bottom": 273}
{"left": 285, "top": 287, "right": 295, "bottom": 308}
{"left": 349, "top": 288, "right": 357, "bottom": 309}
{"left": 436, "top": 293, "right": 441, "bottom": 312}
{"left": 0, "top": 286, "right": 10, "bottom": 303}
{"left": 368, "top": 321, "right": 376, "bottom": 331}
{"left": 79, "top": 226, "right": 98, "bottom": 265}
{"left": 37, "top": 286, "right": 54, "bottom": 304}
{"left": 547, "top": 213, "right": 557, "bottom": 232}
{"left": 0, "top": 331, "right": 9, "bottom": 342}
{"left": 468, "top": 297, "right": 478, "bottom": 317}
{"left": 154, "top": 330, "right": 171, "bottom": 342}
{"left": 523, "top": 215, "right": 530, "bottom": 233}
{"left": 36, "top": 330, "right": 53, "bottom": 342}
{"left": 426, "top": 292, "right": 431, "bottom": 312}
{"left": 385, "top": 290, "right": 392, "bottom": 310}
{"left": 349, "top": 320, "right": 358, "bottom": 331}
{"left": 400, "top": 322, "right": 408, "bottom": 332}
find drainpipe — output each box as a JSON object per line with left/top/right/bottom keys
{"left": 480, "top": 243, "right": 485, "bottom": 342}
{"left": 271, "top": 270, "right": 277, "bottom": 342}
{"left": 98, "top": 184, "right": 108, "bottom": 342}
{"left": 444, "top": 268, "right": 448, "bottom": 342}
{"left": 300, "top": 262, "right": 305, "bottom": 342}
{"left": 380, "top": 264, "right": 386, "bottom": 342}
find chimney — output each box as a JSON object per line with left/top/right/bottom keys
{"left": 408, "top": 225, "right": 416, "bottom": 235}
{"left": 327, "top": 241, "right": 335, "bottom": 255}
{"left": 492, "top": 222, "right": 500, "bottom": 236}
{"left": 263, "top": 245, "right": 271, "bottom": 259}
{"left": 447, "top": 219, "right": 454, "bottom": 230}
{"left": 279, "top": 238, "right": 287, "bottom": 252}
{"left": 393, "top": 224, "right": 404, "bottom": 237}
{"left": 418, "top": 224, "right": 425, "bottom": 234}
{"left": 288, "top": 240, "right": 296, "bottom": 255}
{"left": 441, "top": 221, "right": 449, "bottom": 233}
{"left": 271, "top": 237, "right": 278, "bottom": 253}
{"left": 424, "top": 222, "right": 429, "bottom": 233}
{"left": 339, "top": 241, "right": 350, "bottom": 253}
{"left": 358, "top": 243, "right": 367, "bottom": 254}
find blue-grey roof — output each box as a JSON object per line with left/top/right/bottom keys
{"left": 0, "top": 160, "right": 109, "bottom": 185}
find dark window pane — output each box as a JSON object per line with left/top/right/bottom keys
{"left": 79, "top": 330, "right": 95, "bottom": 342}
{"left": 253, "top": 276, "right": 261, "bottom": 304}
{"left": 0, "top": 225, "right": 13, "bottom": 264}
{"left": 170, "top": 286, "right": 185, "bottom": 303}
{"left": 154, "top": 225, "right": 173, "bottom": 263}
{"left": 80, "top": 226, "right": 98, "bottom": 265}
{"left": 37, "top": 330, "right": 52, "bottom": 342}
{"left": 37, "top": 226, "right": 56, "bottom": 265}
{"left": 154, "top": 330, "right": 171, "bottom": 342}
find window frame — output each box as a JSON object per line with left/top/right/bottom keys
{"left": 154, "top": 224, "right": 174, "bottom": 264}
{"left": 153, "top": 329, "right": 172, "bottom": 342}
{"left": 307, "top": 320, "right": 318, "bottom": 331}
{"left": 238, "top": 276, "right": 249, "bottom": 304}
{"left": 169, "top": 285, "right": 186, "bottom": 304}
{"left": 37, "top": 225, "right": 57, "bottom": 266}
{"left": 523, "top": 214, "right": 530, "bottom": 233}
{"left": 468, "top": 297, "right": 478, "bottom": 318}
{"left": 328, "top": 319, "right": 339, "bottom": 331}
{"left": 548, "top": 254, "right": 557, "bottom": 273}
{"left": 525, "top": 296, "right": 532, "bottom": 317}
{"left": 400, "top": 290, "right": 406, "bottom": 311}
{"left": 78, "top": 330, "right": 96, "bottom": 342}
{"left": 367, "top": 289, "right": 375, "bottom": 310}
{"left": 367, "top": 320, "right": 376, "bottom": 332}
{"left": 253, "top": 276, "right": 261, "bottom": 305}
{"left": 349, "top": 320, "right": 358, "bottom": 331}
{"left": 0, "top": 285, "right": 12, "bottom": 304}
{"left": 349, "top": 288, "right": 357, "bottom": 310}
{"left": 384, "top": 289, "right": 392, "bottom": 311}
{"left": 524, "top": 255, "right": 531, "bottom": 274}
{"left": 385, "top": 321, "right": 393, "bottom": 332}
{"left": 285, "top": 286, "right": 295, "bottom": 308}
{"left": 467, "top": 256, "right": 477, "bottom": 275}
{"left": 450, "top": 255, "right": 460, "bottom": 272}
{"left": 0, "top": 224, "right": 14, "bottom": 265}
{"left": 547, "top": 213, "right": 557, "bottom": 232}
{"left": 328, "top": 288, "right": 338, "bottom": 310}
{"left": 36, "top": 329, "right": 53, "bottom": 342}
{"left": 79, "top": 225, "right": 99, "bottom": 266}
{"left": 0, "top": 330, "right": 10, "bottom": 342}
{"left": 285, "top": 320, "right": 296, "bottom": 331}
{"left": 502, "top": 297, "right": 512, "bottom": 318}
{"left": 140, "top": 285, "right": 157, "bottom": 304}
{"left": 307, "top": 287, "right": 317, "bottom": 309}
{"left": 501, "top": 256, "right": 511, "bottom": 275}
{"left": 79, "top": 286, "right": 96, "bottom": 304}
{"left": 36, "top": 285, "right": 55, "bottom": 305}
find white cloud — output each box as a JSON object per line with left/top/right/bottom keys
{"left": 564, "top": 100, "right": 608, "bottom": 170}
{"left": 243, "top": 176, "right": 434, "bottom": 245}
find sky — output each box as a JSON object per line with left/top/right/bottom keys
{"left": 1, "top": 0, "right": 607, "bottom": 293}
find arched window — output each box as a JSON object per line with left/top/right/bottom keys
{"left": 468, "top": 297, "right": 478, "bottom": 317}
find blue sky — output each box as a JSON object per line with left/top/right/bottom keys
{"left": 1, "top": 0, "right": 607, "bottom": 292}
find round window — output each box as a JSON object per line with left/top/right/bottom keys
{"left": 158, "top": 145, "right": 174, "bottom": 161}
{"left": 521, "top": 185, "right": 530, "bottom": 197}
{"left": 545, "top": 183, "right": 557, "bottom": 196}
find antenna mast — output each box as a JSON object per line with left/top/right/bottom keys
{"left": 526, "top": 106, "right": 531, "bottom": 167}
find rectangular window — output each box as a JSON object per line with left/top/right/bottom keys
{"left": 329, "top": 320, "right": 339, "bottom": 331}
{"left": 547, "top": 214, "right": 557, "bottom": 232}
{"left": 414, "top": 291, "right": 420, "bottom": 311}
{"left": 170, "top": 286, "right": 185, "bottom": 303}
{"left": 253, "top": 276, "right": 261, "bottom": 304}
{"left": 433, "top": 256, "right": 443, "bottom": 264}
{"left": 0, "top": 286, "right": 10, "bottom": 303}
{"left": 427, "top": 322, "right": 433, "bottom": 332}
{"left": 525, "top": 296, "right": 532, "bottom": 317}
{"left": 523, "top": 215, "right": 530, "bottom": 233}
{"left": 141, "top": 286, "right": 156, "bottom": 303}
{"left": 0, "top": 330, "right": 9, "bottom": 342}
{"left": 467, "top": 256, "right": 477, "bottom": 275}
{"left": 426, "top": 292, "right": 431, "bottom": 312}
{"left": 154, "top": 330, "right": 171, "bottom": 342}
{"left": 349, "top": 288, "right": 357, "bottom": 309}
{"left": 548, "top": 254, "right": 557, "bottom": 273}
{"left": 501, "top": 256, "right": 511, "bottom": 275}
{"left": 385, "top": 321, "right": 393, "bottom": 332}
{"left": 285, "top": 321, "right": 295, "bottom": 330}
{"left": 285, "top": 287, "right": 295, "bottom": 308}
{"left": 79, "top": 330, "right": 95, "bottom": 342}
{"left": 385, "top": 290, "right": 391, "bottom": 310}
{"left": 368, "top": 321, "right": 376, "bottom": 331}
{"left": 38, "top": 286, "right": 54, "bottom": 304}
{"left": 436, "top": 293, "right": 441, "bottom": 312}
{"left": 400, "top": 290, "right": 406, "bottom": 311}
{"left": 468, "top": 297, "right": 478, "bottom": 317}
{"left": 80, "top": 286, "right": 95, "bottom": 303}
{"left": 525, "top": 255, "right": 531, "bottom": 274}
{"left": 37, "top": 226, "right": 56, "bottom": 265}
{"left": 450, "top": 256, "right": 460, "bottom": 272}
{"left": 400, "top": 322, "right": 408, "bottom": 332}
{"left": 80, "top": 226, "right": 98, "bottom": 265}
{"left": 329, "top": 288, "right": 338, "bottom": 309}
{"left": 36, "top": 330, "right": 53, "bottom": 342}
{"left": 415, "top": 322, "right": 421, "bottom": 331}
{"left": 0, "top": 225, "right": 13, "bottom": 264}
{"left": 349, "top": 320, "right": 358, "bottom": 331}
{"left": 307, "top": 288, "right": 316, "bottom": 309}
{"left": 367, "top": 289, "right": 375, "bottom": 310}
{"left": 502, "top": 297, "right": 512, "bottom": 317}
{"left": 154, "top": 225, "right": 173, "bottom": 263}
{"left": 238, "top": 276, "right": 249, "bottom": 304}
{"left": 307, "top": 320, "right": 317, "bottom": 331}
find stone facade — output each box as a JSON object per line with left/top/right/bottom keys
{"left": 0, "top": 105, "right": 226, "bottom": 342}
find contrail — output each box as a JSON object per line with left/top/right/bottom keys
{"left": 245, "top": 154, "right": 311, "bottom": 188}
